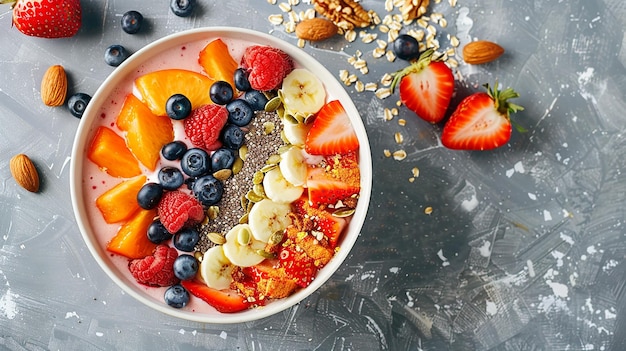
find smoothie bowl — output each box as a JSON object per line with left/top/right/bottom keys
{"left": 70, "top": 27, "right": 372, "bottom": 323}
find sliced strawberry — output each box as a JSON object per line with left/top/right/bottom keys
{"left": 305, "top": 153, "right": 360, "bottom": 208}
{"left": 305, "top": 100, "right": 359, "bottom": 156}
{"left": 441, "top": 82, "right": 524, "bottom": 150}
{"left": 391, "top": 49, "right": 454, "bottom": 123}
{"left": 312, "top": 209, "right": 347, "bottom": 248}
{"left": 181, "top": 279, "right": 251, "bottom": 313}
{"left": 278, "top": 246, "right": 318, "bottom": 288}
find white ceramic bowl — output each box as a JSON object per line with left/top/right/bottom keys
{"left": 70, "top": 27, "right": 372, "bottom": 323}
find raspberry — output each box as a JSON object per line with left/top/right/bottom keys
{"left": 183, "top": 104, "right": 228, "bottom": 151}
{"left": 128, "top": 245, "right": 179, "bottom": 287}
{"left": 241, "top": 45, "right": 294, "bottom": 91}
{"left": 157, "top": 191, "right": 205, "bottom": 234}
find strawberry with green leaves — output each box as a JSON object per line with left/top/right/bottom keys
{"left": 391, "top": 49, "right": 455, "bottom": 124}
{"left": 441, "top": 82, "right": 524, "bottom": 150}
{"left": 4, "top": 0, "right": 82, "bottom": 38}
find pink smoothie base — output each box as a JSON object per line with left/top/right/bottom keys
{"left": 70, "top": 27, "right": 372, "bottom": 323}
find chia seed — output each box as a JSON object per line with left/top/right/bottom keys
{"left": 195, "top": 110, "right": 285, "bottom": 252}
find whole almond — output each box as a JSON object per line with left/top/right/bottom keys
{"left": 462, "top": 40, "right": 505, "bottom": 65}
{"left": 295, "top": 18, "right": 338, "bottom": 41}
{"left": 10, "top": 154, "right": 40, "bottom": 193}
{"left": 41, "top": 65, "right": 68, "bottom": 106}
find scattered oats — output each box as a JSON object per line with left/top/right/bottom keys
{"left": 365, "top": 82, "right": 378, "bottom": 91}
{"left": 417, "top": 18, "right": 428, "bottom": 28}
{"left": 391, "top": 108, "right": 399, "bottom": 115}
{"left": 409, "top": 177, "right": 415, "bottom": 183}
{"left": 284, "top": 21, "right": 296, "bottom": 33}
{"left": 384, "top": 108, "right": 393, "bottom": 121}
{"left": 383, "top": 149, "right": 392, "bottom": 157}
{"left": 449, "top": 0, "right": 457, "bottom": 7}
{"left": 376, "top": 39, "right": 388, "bottom": 49}
{"left": 388, "top": 20, "right": 403, "bottom": 31}
{"left": 396, "top": 100, "right": 402, "bottom": 107}
{"left": 431, "top": 12, "right": 443, "bottom": 23}
{"left": 439, "top": 18, "right": 448, "bottom": 28}
{"left": 447, "top": 58, "right": 459, "bottom": 67}
{"left": 361, "top": 33, "right": 377, "bottom": 44}
{"left": 372, "top": 11, "right": 382, "bottom": 25}
{"left": 408, "top": 29, "right": 425, "bottom": 41}
{"left": 380, "top": 73, "right": 393, "bottom": 86}
{"left": 379, "top": 24, "right": 390, "bottom": 34}
{"left": 385, "top": 0, "right": 394, "bottom": 12}
{"left": 267, "top": 0, "right": 277, "bottom": 4}
{"left": 426, "top": 24, "right": 437, "bottom": 36}
{"left": 387, "top": 29, "right": 399, "bottom": 42}
{"left": 398, "top": 118, "right": 406, "bottom": 126}
{"left": 353, "top": 58, "right": 367, "bottom": 70}
{"left": 268, "top": 14, "right": 284, "bottom": 25}
{"left": 359, "top": 66, "right": 369, "bottom": 74}
{"left": 345, "top": 30, "right": 357, "bottom": 42}
{"left": 288, "top": 10, "right": 298, "bottom": 23}
{"left": 288, "top": 0, "right": 299, "bottom": 5}
{"left": 339, "top": 69, "right": 349, "bottom": 82}
{"left": 393, "top": 0, "right": 404, "bottom": 7}
{"left": 375, "top": 87, "right": 392, "bottom": 99}
{"left": 450, "top": 35, "right": 460, "bottom": 47}
{"left": 297, "top": 38, "right": 305, "bottom": 48}
{"left": 303, "top": 8, "right": 315, "bottom": 20}
{"left": 394, "top": 132, "right": 404, "bottom": 144}
{"left": 355, "top": 80, "right": 365, "bottom": 92}
{"left": 393, "top": 150, "right": 407, "bottom": 161}
{"left": 347, "top": 56, "right": 357, "bottom": 65}
{"left": 419, "top": 42, "right": 427, "bottom": 52}
{"left": 278, "top": 2, "right": 291, "bottom": 12}
{"left": 411, "top": 167, "right": 420, "bottom": 177}
{"left": 348, "top": 73, "right": 358, "bottom": 83}
{"left": 386, "top": 49, "right": 397, "bottom": 62}
{"left": 446, "top": 47, "right": 456, "bottom": 57}
{"left": 424, "top": 206, "right": 433, "bottom": 215}
{"left": 373, "top": 47, "right": 386, "bottom": 58}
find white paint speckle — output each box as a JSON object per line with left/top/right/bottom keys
{"left": 543, "top": 210, "right": 553, "bottom": 221}
{"left": 96, "top": 332, "right": 104, "bottom": 337}
{"left": 551, "top": 251, "right": 565, "bottom": 267}
{"left": 560, "top": 233, "right": 575, "bottom": 245}
{"left": 389, "top": 267, "right": 400, "bottom": 274}
{"left": 460, "top": 194, "right": 479, "bottom": 212}
{"left": 478, "top": 241, "right": 491, "bottom": 257}
{"left": 528, "top": 193, "right": 537, "bottom": 200}
{"left": 65, "top": 311, "right": 79, "bottom": 319}
{"left": 547, "top": 281, "right": 569, "bottom": 298}
{"left": 0, "top": 289, "right": 18, "bottom": 320}
{"left": 220, "top": 331, "right": 228, "bottom": 339}
{"left": 514, "top": 161, "right": 525, "bottom": 173}
{"left": 486, "top": 300, "right": 497, "bottom": 316}
{"left": 437, "top": 249, "right": 450, "bottom": 267}
{"left": 178, "top": 329, "right": 185, "bottom": 335}
{"left": 527, "top": 260, "right": 535, "bottom": 277}
{"left": 605, "top": 309, "right": 617, "bottom": 319}
{"left": 587, "top": 245, "right": 597, "bottom": 255}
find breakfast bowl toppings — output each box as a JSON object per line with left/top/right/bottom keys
{"left": 70, "top": 28, "right": 371, "bottom": 323}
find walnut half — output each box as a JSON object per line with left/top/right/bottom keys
{"left": 312, "top": 0, "right": 374, "bottom": 31}
{"left": 401, "top": 0, "right": 430, "bottom": 22}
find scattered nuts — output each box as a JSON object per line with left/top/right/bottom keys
{"left": 295, "top": 17, "right": 338, "bottom": 41}
{"left": 312, "top": 0, "right": 373, "bottom": 31}
{"left": 462, "top": 40, "right": 505, "bottom": 64}
{"left": 9, "top": 154, "right": 40, "bottom": 192}
{"left": 40, "top": 65, "right": 68, "bottom": 107}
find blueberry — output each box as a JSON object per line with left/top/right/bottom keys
{"left": 164, "top": 284, "right": 189, "bottom": 308}
{"left": 393, "top": 34, "right": 420, "bottom": 61}
{"left": 173, "top": 254, "right": 199, "bottom": 281}
{"left": 233, "top": 68, "right": 251, "bottom": 91}
{"left": 210, "top": 81, "right": 234, "bottom": 105}
{"left": 170, "top": 0, "right": 195, "bottom": 17}
{"left": 121, "top": 10, "right": 143, "bottom": 34}
{"left": 243, "top": 90, "right": 269, "bottom": 111}
{"left": 192, "top": 174, "right": 224, "bottom": 206}
{"left": 221, "top": 124, "right": 245, "bottom": 149}
{"left": 104, "top": 44, "right": 130, "bottom": 67}
{"left": 161, "top": 141, "right": 187, "bottom": 161}
{"left": 67, "top": 93, "right": 91, "bottom": 118}
{"left": 226, "top": 99, "right": 254, "bottom": 127}
{"left": 147, "top": 220, "right": 173, "bottom": 244}
{"left": 137, "top": 182, "right": 163, "bottom": 210}
{"left": 210, "top": 148, "right": 235, "bottom": 171}
{"left": 180, "top": 148, "right": 211, "bottom": 177}
{"left": 158, "top": 166, "right": 184, "bottom": 191}
{"left": 173, "top": 227, "right": 200, "bottom": 252}
{"left": 166, "top": 94, "right": 192, "bottom": 120}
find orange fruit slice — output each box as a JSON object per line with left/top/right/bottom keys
{"left": 107, "top": 208, "right": 158, "bottom": 259}
{"left": 96, "top": 175, "right": 146, "bottom": 224}
{"left": 198, "top": 38, "right": 238, "bottom": 91}
{"left": 116, "top": 94, "right": 174, "bottom": 170}
{"left": 134, "top": 69, "right": 215, "bottom": 116}
{"left": 87, "top": 126, "right": 141, "bottom": 178}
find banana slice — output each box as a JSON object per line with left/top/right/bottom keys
{"left": 279, "top": 146, "right": 307, "bottom": 187}
{"left": 282, "top": 118, "right": 312, "bottom": 146}
{"left": 248, "top": 198, "right": 292, "bottom": 243}
{"left": 200, "top": 245, "right": 235, "bottom": 290}
{"left": 281, "top": 68, "right": 326, "bottom": 115}
{"left": 222, "top": 224, "right": 265, "bottom": 267}
{"left": 222, "top": 224, "right": 266, "bottom": 267}
{"left": 263, "top": 167, "right": 304, "bottom": 203}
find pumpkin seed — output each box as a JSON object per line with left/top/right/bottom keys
{"left": 246, "top": 189, "right": 264, "bottom": 203}
{"left": 252, "top": 171, "right": 265, "bottom": 185}
{"left": 194, "top": 251, "right": 204, "bottom": 261}
{"left": 239, "top": 212, "right": 249, "bottom": 224}
{"left": 207, "top": 232, "right": 226, "bottom": 245}
{"left": 283, "top": 113, "right": 299, "bottom": 125}
{"left": 253, "top": 183, "right": 266, "bottom": 198}
{"left": 260, "top": 163, "right": 277, "bottom": 173}
{"left": 238, "top": 145, "right": 248, "bottom": 161}
{"left": 213, "top": 168, "right": 232, "bottom": 181}
{"left": 237, "top": 226, "right": 251, "bottom": 246}
{"left": 266, "top": 154, "right": 281, "bottom": 165}
{"left": 232, "top": 156, "right": 244, "bottom": 175}
{"left": 303, "top": 113, "right": 315, "bottom": 124}
{"left": 263, "top": 121, "right": 276, "bottom": 135}
{"left": 256, "top": 249, "right": 276, "bottom": 259}
{"left": 265, "top": 96, "right": 282, "bottom": 111}
{"left": 278, "top": 144, "right": 292, "bottom": 155}
{"left": 333, "top": 208, "right": 356, "bottom": 217}
{"left": 240, "top": 194, "right": 250, "bottom": 210}
{"left": 268, "top": 230, "right": 285, "bottom": 245}
{"left": 207, "top": 205, "right": 220, "bottom": 220}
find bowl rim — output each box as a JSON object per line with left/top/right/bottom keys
{"left": 70, "top": 26, "right": 372, "bottom": 324}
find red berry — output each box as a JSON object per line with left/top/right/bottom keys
{"left": 157, "top": 191, "right": 205, "bottom": 234}
{"left": 241, "top": 45, "right": 294, "bottom": 91}
{"left": 12, "top": 0, "right": 82, "bottom": 39}
{"left": 183, "top": 104, "right": 228, "bottom": 151}
{"left": 128, "top": 245, "right": 179, "bottom": 287}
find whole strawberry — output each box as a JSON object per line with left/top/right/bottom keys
{"left": 7, "top": 0, "right": 82, "bottom": 38}
{"left": 441, "top": 82, "right": 524, "bottom": 150}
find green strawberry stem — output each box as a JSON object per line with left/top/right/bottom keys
{"left": 485, "top": 81, "right": 526, "bottom": 132}
{"left": 390, "top": 48, "right": 439, "bottom": 93}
